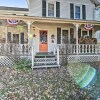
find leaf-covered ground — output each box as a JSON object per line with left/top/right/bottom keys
{"left": 0, "top": 64, "right": 99, "bottom": 100}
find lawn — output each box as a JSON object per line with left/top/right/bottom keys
{"left": 0, "top": 62, "right": 99, "bottom": 100}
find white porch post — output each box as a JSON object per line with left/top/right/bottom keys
{"left": 32, "top": 45, "right": 34, "bottom": 70}
{"left": 57, "top": 47, "right": 60, "bottom": 65}
{"left": 6, "top": 26, "right": 8, "bottom": 44}
{"left": 27, "top": 21, "right": 31, "bottom": 53}
{"left": 74, "top": 24, "right": 80, "bottom": 55}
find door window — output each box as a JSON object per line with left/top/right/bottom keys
{"left": 40, "top": 31, "right": 47, "bottom": 43}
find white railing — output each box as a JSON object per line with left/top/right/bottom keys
{"left": 0, "top": 43, "right": 30, "bottom": 55}
{"left": 54, "top": 44, "right": 100, "bottom": 55}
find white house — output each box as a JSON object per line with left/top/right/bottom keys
{"left": 0, "top": 0, "right": 100, "bottom": 68}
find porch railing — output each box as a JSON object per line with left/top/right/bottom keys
{"left": 0, "top": 43, "right": 31, "bottom": 56}
{"left": 54, "top": 44, "right": 100, "bottom": 55}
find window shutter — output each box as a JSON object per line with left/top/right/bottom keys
{"left": 57, "top": 28, "right": 61, "bottom": 44}
{"left": 7, "top": 32, "right": 11, "bottom": 42}
{"left": 70, "top": 3, "right": 74, "bottom": 19}
{"left": 20, "top": 33, "right": 24, "bottom": 44}
{"left": 78, "top": 29, "right": 81, "bottom": 38}
{"left": 82, "top": 5, "right": 86, "bottom": 20}
{"left": 56, "top": 2, "right": 60, "bottom": 17}
{"left": 42, "top": 0, "right": 46, "bottom": 17}
{"left": 89, "top": 30, "right": 92, "bottom": 38}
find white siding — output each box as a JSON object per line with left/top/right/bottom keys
{"left": 28, "top": 0, "right": 42, "bottom": 17}
{"left": 28, "top": 0, "right": 95, "bottom": 20}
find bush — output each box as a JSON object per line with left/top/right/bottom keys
{"left": 13, "top": 58, "right": 31, "bottom": 70}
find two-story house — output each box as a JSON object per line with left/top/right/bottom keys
{"left": 26, "top": 0, "right": 100, "bottom": 66}
{"left": 0, "top": 0, "right": 100, "bottom": 67}
{"left": 26, "top": 0, "right": 100, "bottom": 52}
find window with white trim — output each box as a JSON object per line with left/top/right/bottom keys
{"left": 75, "top": 6, "right": 81, "bottom": 19}
{"left": 48, "top": 3, "right": 54, "bottom": 17}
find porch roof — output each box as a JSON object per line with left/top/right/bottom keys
{"left": 0, "top": 14, "right": 100, "bottom": 25}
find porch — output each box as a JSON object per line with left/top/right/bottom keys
{"left": 0, "top": 43, "right": 100, "bottom": 55}
{"left": 0, "top": 43, "right": 100, "bottom": 67}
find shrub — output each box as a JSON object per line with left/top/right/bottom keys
{"left": 13, "top": 58, "right": 31, "bottom": 70}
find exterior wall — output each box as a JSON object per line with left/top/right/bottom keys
{"left": 0, "top": 26, "right": 28, "bottom": 43}
{"left": 28, "top": 0, "right": 42, "bottom": 16}
{"left": 32, "top": 22, "right": 97, "bottom": 53}
{"left": 33, "top": 23, "right": 75, "bottom": 52}
{"left": 28, "top": 0, "right": 95, "bottom": 20}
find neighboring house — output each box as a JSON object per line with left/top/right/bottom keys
{"left": 0, "top": 0, "right": 100, "bottom": 68}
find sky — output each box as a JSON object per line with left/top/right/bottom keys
{"left": 0, "top": 0, "right": 28, "bottom": 8}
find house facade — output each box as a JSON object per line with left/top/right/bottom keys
{"left": 0, "top": 0, "right": 100, "bottom": 67}
{"left": 27, "top": 0, "right": 100, "bottom": 54}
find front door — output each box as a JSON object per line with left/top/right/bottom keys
{"left": 39, "top": 30, "right": 48, "bottom": 52}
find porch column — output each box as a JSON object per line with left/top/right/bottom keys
{"left": 6, "top": 26, "right": 8, "bottom": 44}
{"left": 74, "top": 24, "right": 80, "bottom": 55}
{"left": 27, "top": 21, "right": 32, "bottom": 53}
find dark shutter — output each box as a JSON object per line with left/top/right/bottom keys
{"left": 57, "top": 28, "right": 61, "bottom": 44}
{"left": 70, "top": 3, "right": 74, "bottom": 19}
{"left": 89, "top": 30, "right": 92, "bottom": 38}
{"left": 20, "top": 33, "right": 24, "bottom": 44}
{"left": 78, "top": 29, "right": 81, "bottom": 38}
{"left": 82, "top": 5, "right": 86, "bottom": 20}
{"left": 42, "top": 0, "right": 46, "bottom": 17}
{"left": 56, "top": 2, "right": 60, "bottom": 17}
{"left": 7, "top": 32, "right": 11, "bottom": 42}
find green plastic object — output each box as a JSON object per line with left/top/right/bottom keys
{"left": 68, "top": 63, "right": 96, "bottom": 88}
{"left": 78, "top": 67, "right": 96, "bottom": 88}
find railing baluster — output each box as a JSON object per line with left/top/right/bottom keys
{"left": 85, "top": 45, "right": 87, "bottom": 53}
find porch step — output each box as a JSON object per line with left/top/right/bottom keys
{"left": 33, "top": 52, "right": 60, "bottom": 68}
{"left": 35, "top": 52, "right": 56, "bottom": 58}
{"left": 33, "top": 65, "right": 60, "bottom": 69}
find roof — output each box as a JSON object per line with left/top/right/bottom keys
{"left": 90, "top": 0, "right": 100, "bottom": 6}
{"left": 0, "top": 6, "right": 28, "bottom": 11}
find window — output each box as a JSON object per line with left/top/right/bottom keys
{"left": 48, "top": 3, "right": 54, "bottom": 17}
{"left": 62, "top": 30, "right": 68, "bottom": 44}
{"left": 13, "top": 34, "right": 19, "bottom": 44}
{"left": 82, "top": 31, "right": 88, "bottom": 38}
{"left": 75, "top": 6, "right": 80, "bottom": 19}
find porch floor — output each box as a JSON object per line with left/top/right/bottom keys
{"left": 35, "top": 52, "right": 55, "bottom": 57}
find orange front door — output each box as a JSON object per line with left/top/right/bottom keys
{"left": 39, "top": 30, "right": 48, "bottom": 52}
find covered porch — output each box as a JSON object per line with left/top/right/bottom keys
{"left": 0, "top": 15, "right": 100, "bottom": 67}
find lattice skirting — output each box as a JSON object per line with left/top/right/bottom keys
{"left": 34, "top": 58, "right": 57, "bottom": 66}
{"left": 0, "top": 55, "right": 100, "bottom": 67}
{"left": 68, "top": 55, "right": 100, "bottom": 63}
{"left": 0, "top": 56, "right": 31, "bottom": 67}
{"left": 0, "top": 56, "right": 14, "bottom": 66}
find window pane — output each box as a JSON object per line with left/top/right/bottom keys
{"left": 82, "top": 31, "right": 87, "bottom": 38}
{"left": 48, "top": 3, "right": 54, "bottom": 17}
{"left": 62, "top": 30, "right": 68, "bottom": 44}
{"left": 75, "top": 6, "right": 80, "bottom": 19}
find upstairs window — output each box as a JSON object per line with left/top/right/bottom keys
{"left": 75, "top": 6, "right": 80, "bottom": 19}
{"left": 48, "top": 3, "right": 54, "bottom": 17}
{"left": 70, "top": 3, "right": 85, "bottom": 19}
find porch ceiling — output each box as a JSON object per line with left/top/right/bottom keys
{"left": 0, "top": 14, "right": 100, "bottom": 26}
